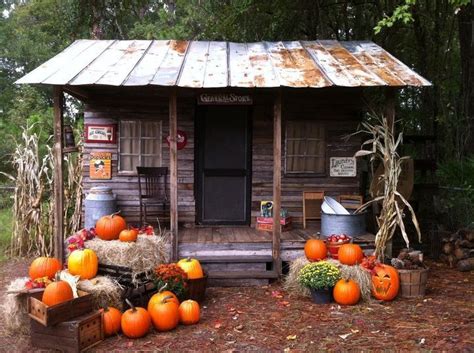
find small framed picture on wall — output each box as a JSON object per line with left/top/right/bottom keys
{"left": 85, "top": 124, "right": 117, "bottom": 144}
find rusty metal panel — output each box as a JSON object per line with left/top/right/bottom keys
{"left": 70, "top": 41, "right": 136, "bottom": 85}
{"left": 150, "top": 40, "right": 189, "bottom": 86}
{"left": 228, "top": 42, "right": 253, "bottom": 87}
{"left": 319, "top": 40, "right": 386, "bottom": 86}
{"left": 41, "top": 40, "right": 115, "bottom": 85}
{"left": 344, "top": 41, "right": 431, "bottom": 86}
{"left": 123, "top": 40, "right": 171, "bottom": 86}
{"left": 265, "top": 41, "right": 331, "bottom": 87}
{"left": 177, "top": 41, "right": 209, "bottom": 88}
{"left": 247, "top": 42, "right": 279, "bottom": 87}
{"left": 202, "top": 41, "right": 228, "bottom": 88}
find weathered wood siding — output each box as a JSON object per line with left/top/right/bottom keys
{"left": 82, "top": 89, "right": 363, "bottom": 227}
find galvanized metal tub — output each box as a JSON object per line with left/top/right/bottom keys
{"left": 321, "top": 211, "right": 366, "bottom": 237}
{"left": 84, "top": 186, "right": 117, "bottom": 229}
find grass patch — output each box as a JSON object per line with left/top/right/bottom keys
{"left": 0, "top": 207, "right": 12, "bottom": 261}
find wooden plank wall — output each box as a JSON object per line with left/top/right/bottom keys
{"left": 82, "top": 89, "right": 363, "bottom": 228}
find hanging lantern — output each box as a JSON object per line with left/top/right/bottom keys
{"left": 63, "top": 125, "right": 76, "bottom": 149}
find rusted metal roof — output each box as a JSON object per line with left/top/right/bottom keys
{"left": 16, "top": 40, "right": 431, "bottom": 88}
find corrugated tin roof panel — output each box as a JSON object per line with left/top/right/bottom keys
{"left": 15, "top": 39, "right": 431, "bottom": 88}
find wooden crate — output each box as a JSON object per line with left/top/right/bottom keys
{"left": 28, "top": 290, "right": 94, "bottom": 327}
{"left": 98, "top": 263, "right": 157, "bottom": 307}
{"left": 31, "top": 310, "right": 103, "bottom": 353}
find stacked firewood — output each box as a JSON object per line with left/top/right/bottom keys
{"left": 440, "top": 229, "right": 474, "bottom": 271}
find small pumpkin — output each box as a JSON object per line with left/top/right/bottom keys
{"left": 119, "top": 228, "right": 138, "bottom": 242}
{"left": 304, "top": 239, "right": 327, "bottom": 262}
{"left": 121, "top": 299, "right": 151, "bottom": 338}
{"left": 371, "top": 264, "right": 400, "bottom": 301}
{"left": 102, "top": 307, "right": 122, "bottom": 336}
{"left": 148, "top": 295, "right": 180, "bottom": 332}
{"left": 178, "top": 300, "right": 200, "bottom": 325}
{"left": 42, "top": 280, "right": 74, "bottom": 307}
{"left": 29, "top": 257, "right": 62, "bottom": 280}
{"left": 333, "top": 279, "right": 361, "bottom": 305}
{"left": 95, "top": 212, "right": 127, "bottom": 241}
{"left": 67, "top": 248, "right": 98, "bottom": 280}
{"left": 177, "top": 258, "right": 204, "bottom": 279}
{"left": 338, "top": 244, "right": 364, "bottom": 265}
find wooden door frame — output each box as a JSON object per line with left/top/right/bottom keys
{"left": 194, "top": 105, "right": 253, "bottom": 225}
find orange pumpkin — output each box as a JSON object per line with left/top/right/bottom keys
{"left": 333, "top": 279, "right": 361, "bottom": 305}
{"left": 102, "top": 307, "right": 122, "bottom": 336}
{"left": 119, "top": 229, "right": 138, "bottom": 242}
{"left": 338, "top": 244, "right": 364, "bottom": 265}
{"left": 148, "top": 295, "right": 179, "bottom": 332}
{"left": 148, "top": 290, "right": 179, "bottom": 311}
{"left": 177, "top": 258, "right": 204, "bottom": 279}
{"left": 42, "top": 280, "right": 74, "bottom": 307}
{"left": 29, "top": 257, "right": 62, "bottom": 280}
{"left": 121, "top": 300, "right": 151, "bottom": 338}
{"left": 67, "top": 249, "right": 98, "bottom": 280}
{"left": 95, "top": 213, "right": 127, "bottom": 241}
{"left": 371, "top": 264, "right": 400, "bottom": 301}
{"left": 178, "top": 300, "right": 200, "bottom": 325}
{"left": 304, "top": 239, "right": 327, "bottom": 262}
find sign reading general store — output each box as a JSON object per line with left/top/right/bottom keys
{"left": 197, "top": 93, "right": 253, "bottom": 105}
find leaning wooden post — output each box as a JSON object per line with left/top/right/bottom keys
{"left": 53, "top": 86, "right": 64, "bottom": 263}
{"left": 272, "top": 90, "right": 282, "bottom": 276}
{"left": 169, "top": 88, "right": 179, "bottom": 261}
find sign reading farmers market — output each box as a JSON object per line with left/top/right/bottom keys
{"left": 330, "top": 157, "right": 357, "bottom": 177}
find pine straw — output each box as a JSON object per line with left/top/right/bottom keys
{"left": 283, "top": 257, "right": 373, "bottom": 302}
{"left": 1, "top": 277, "right": 30, "bottom": 335}
{"left": 85, "top": 233, "right": 171, "bottom": 283}
{"left": 78, "top": 276, "right": 124, "bottom": 310}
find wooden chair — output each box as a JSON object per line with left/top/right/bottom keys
{"left": 303, "top": 191, "right": 325, "bottom": 229}
{"left": 137, "top": 167, "right": 169, "bottom": 226}
{"left": 337, "top": 194, "right": 363, "bottom": 211}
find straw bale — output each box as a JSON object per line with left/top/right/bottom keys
{"left": 283, "top": 256, "right": 373, "bottom": 301}
{"left": 85, "top": 233, "right": 170, "bottom": 283}
{"left": 1, "top": 277, "right": 30, "bottom": 335}
{"left": 77, "top": 276, "right": 124, "bottom": 310}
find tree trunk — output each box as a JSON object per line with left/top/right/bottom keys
{"left": 458, "top": 3, "right": 473, "bottom": 155}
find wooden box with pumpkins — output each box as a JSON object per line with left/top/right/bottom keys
{"left": 2, "top": 212, "right": 208, "bottom": 352}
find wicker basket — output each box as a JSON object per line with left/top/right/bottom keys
{"left": 398, "top": 268, "right": 429, "bottom": 298}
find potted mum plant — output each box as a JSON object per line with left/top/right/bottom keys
{"left": 298, "top": 261, "right": 341, "bottom": 304}
{"left": 153, "top": 263, "right": 188, "bottom": 301}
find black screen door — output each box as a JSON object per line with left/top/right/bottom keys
{"left": 196, "top": 106, "right": 251, "bottom": 225}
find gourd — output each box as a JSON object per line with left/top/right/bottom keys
{"left": 178, "top": 300, "right": 200, "bottom": 325}
{"left": 333, "top": 279, "right": 361, "bottom": 305}
{"left": 67, "top": 249, "right": 98, "bottom": 280}
{"left": 338, "top": 244, "right": 364, "bottom": 265}
{"left": 304, "top": 239, "right": 327, "bottom": 262}
{"left": 29, "top": 257, "right": 62, "bottom": 280}
{"left": 121, "top": 299, "right": 151, "bottom": 338}
{"left": 95, "top": 213, "right": 127, "bottom": 240}
{"left": 177, "top": 258, "right": 204, "bottom": 279}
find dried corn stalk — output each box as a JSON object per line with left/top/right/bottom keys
{"left": 354, "top": 115, "right": 421, "bottom": 260}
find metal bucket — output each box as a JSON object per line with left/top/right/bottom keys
{"left": 321, "top": 211, "right": 366, "bottom": 237}
{"left": 84, "top": 186, "right": 117, "bottom": 229}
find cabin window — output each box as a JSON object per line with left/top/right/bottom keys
{"left": 285, "top": 121, "right": 326, "bottom": 174}
{"left": 119, "top": 120, "right": 162, "bottom": 173}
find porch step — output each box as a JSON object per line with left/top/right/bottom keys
{"left": 207, "top": 270, "right": 279, "bottom": 279}
{"left": 198, "top": 255, "right": 273, "bottom": 263}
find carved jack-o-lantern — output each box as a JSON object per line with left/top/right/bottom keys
{"left": 371, "top": 264, "right": 399, "bottom": 301}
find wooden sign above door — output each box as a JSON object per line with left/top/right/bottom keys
{"left": 197, "top": 93, "right": 253, "bottom": 105}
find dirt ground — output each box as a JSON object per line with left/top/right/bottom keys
{"left": 0, "top": 258, "right": 473, "bottom": 352}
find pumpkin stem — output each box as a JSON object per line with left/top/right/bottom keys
{"left": 186, "top": 257, "right": 192, "bottom": 262}
{"left": 125, "top": 298, "right": 136, "bottom": 312}
{"left": 161, "top": 295, "right": 175, "bottom": 304}
{"left": 110, "top": 210, "right": 122, "bottom": 218}
{"left": 158, "top": 283, "right": 168, "bottom": 293}
{"left": 54, "top": 271, "right": 61, "bottom": 282}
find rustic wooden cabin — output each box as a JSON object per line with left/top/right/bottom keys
{"left": 16, "top": 40, "right": 430, "bottom": 285}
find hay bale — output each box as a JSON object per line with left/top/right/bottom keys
{"left": 85, "top": 233, "right": 170, "bottom": 283}
{"left": 78, "top": 276, "right": 124, "bottom": 310}
{"left": 1, "top": 277, "right": 30, "bottom": 335}
{"left": 283, "top": 257, "right": 373, "bottom": 302}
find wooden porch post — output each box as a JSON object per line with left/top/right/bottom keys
{"left": 53, "top": 86, "right": 64, "bottom": 263}
{"left": 272, "top": 90, "right": 282, "bottom": 276}
{"left": 169, "top": 88, "right": 179, "bottom": 261}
